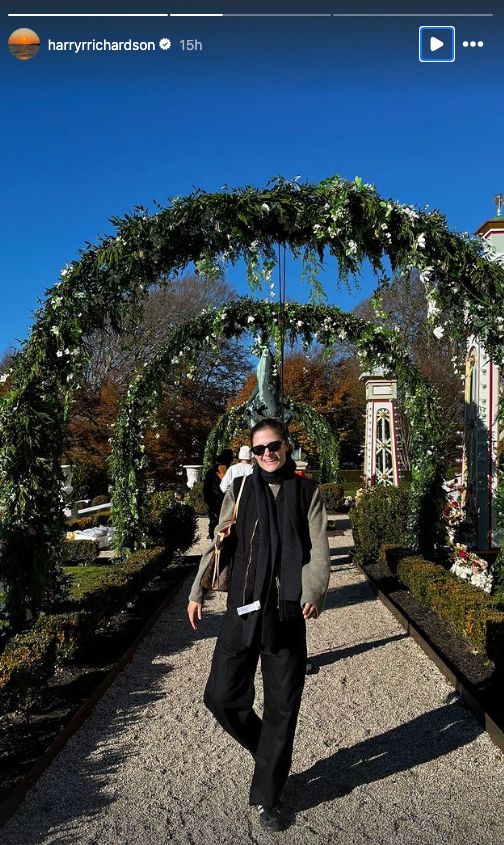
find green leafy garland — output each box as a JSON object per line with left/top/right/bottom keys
{"left": 110, "top": 298, "right": 445, "bottom": 558}
{"left": 2, "top": 175, "right": 501, "bottom": 627}
{"left": 202, "top": 403, "right": 249, "bottom": 476}
{"left": 201, "top": 399, "right": 341, "bottom": 484}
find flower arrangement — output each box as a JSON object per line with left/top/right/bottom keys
{"left": 441, "top": 476, "right": 465, "bottom": 542}
{"left": 450, "top": 543, "right": 494, "bottom": 594}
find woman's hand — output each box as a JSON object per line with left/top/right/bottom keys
{"left": 188, "top": 601, "right": 203, "bottom": 630}
{"left": 302, "top": 602, "right": 318, "bottom": 620}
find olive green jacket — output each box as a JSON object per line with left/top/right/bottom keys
{"left": 188, "top": 479, "right": 331, "bottom": 614}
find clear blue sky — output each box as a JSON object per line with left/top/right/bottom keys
{"left": 1, "top": 0, "right": 502, "bottom": 352}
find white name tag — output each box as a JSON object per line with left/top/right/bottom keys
{"left": 237, "top": 600, "right": 261, "bottom": 616}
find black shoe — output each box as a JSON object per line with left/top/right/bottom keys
{"left": 254, "top": 804, "right": 283, "bottom": 832}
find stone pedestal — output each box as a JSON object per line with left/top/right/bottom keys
{"left": 183, "top": 465, "right": 203, "bottom": 489}
{"left": 295, "top": 459, "right": 308, "bottom": 473}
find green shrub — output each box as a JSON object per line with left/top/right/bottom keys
{"left": 394, "top": 553, "right": 504, "bottom": 667}
{"left": 319, "top": 482, "right": 345, "bottom": 513}
{"left": 66, "top": 516, "right": 94, "bottom": 531}
{"left": 0, "top": 547, "right": 177, "bottom": 712}
{"left": 63, "top": 539, "right": 99, "bottom": 565}
{"left": 185, "top": 481, "right": 207, "bottom": 516}
{"left": 351, "top": 485, "right": 410, "bottom": 564}
{"left": 147, "top": 492, "right": 197, "bottom": 552}
{"left": 69, "top": 462, "right": 109, "bottom": 501}
{"left": 66, "top": 509, "right": 112, "bottom": 531}
{"left": 62, "top": 547, "right": 173, "bottom": 617}
{"left": 64, "top": 565, "right": 114, "bottom": 601}
{"left": 0, "top": 612, "right": 81, "bottom": 710}
{"left": 378, "top": 544, "right": 410, "bottom": 572}
{"left": 91, "top": 495, "right": 109, "bottom": 506}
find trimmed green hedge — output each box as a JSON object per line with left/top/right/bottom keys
{"left": 319, "top": 482, "right": 345, "bottom": 513}
{"left": 91, "top": 495, "right": 109, "bottom": 506}
{"left": 63, "top": 538, "right": 99, "bottom": 566}
{"left": 147, "top": 493, "right": 197, "bottom": 551}
{"left": 0, "top": 546, "right": 174, "bottom": 712}
{"left": 352, "top": 486, "right": 410, "bottom": 564}
{"left": 66, "top": 509, "right": 112, "bottom": 531}
{"left": 379, "top": 544, "right": 504, "bottom": 668}
{"left": 0, "top": 611, "right": 82, "bottom": 710}
{"left": 185, "top": 481, "right": 207, "bottom": 516}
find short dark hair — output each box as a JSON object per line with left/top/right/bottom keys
{"left": 250, "top": 417, "right": 289, "bottom": 443}
{"left": 217, "top": 449, "right": 234, "bottom": 466}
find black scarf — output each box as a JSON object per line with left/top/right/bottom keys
{"left": 251, "top": 456, "right": 305, "bottom": 607}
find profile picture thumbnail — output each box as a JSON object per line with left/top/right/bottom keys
{"left": 8, "top": 28, "right": 41, "bottom": 61}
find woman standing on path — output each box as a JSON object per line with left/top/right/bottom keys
{"left": 187, "top": 418, "right": 330, "bottom": 832}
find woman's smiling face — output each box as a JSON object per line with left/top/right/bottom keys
{"left": 251, "top": 426, "right": 288, "bottom": 472}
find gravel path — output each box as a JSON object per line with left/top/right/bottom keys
{"left": 3, "top": 516, "right": 504, "bottom": 844}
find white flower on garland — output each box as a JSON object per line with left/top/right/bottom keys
{"left": 433, "top": 325, "right": 445, "bottom": 339}
{"left": 419, "top": 266, "right": 434, "bottom": 284}
{"left": 0, "top": 374, "right": 8, "bottom": 383}
{"left": 427, "top": 298, "right": 441, "bottom": 319}
{"left": 261, "top": 203, "right": 270, "bottom": 212}
{"left": 346, "top": 240, "right": 358, "bottom": 255}
{"left": 416, "top": 233, "right": 426, "bottom": 249}
{"left": 402, "top": 206, "right": 419, "bottom": 221}
{"left": 50, "top": 326, "right": 60, "bottom": 336}
{"left": 247, "top": 315, "right": 255, "bottom": 323}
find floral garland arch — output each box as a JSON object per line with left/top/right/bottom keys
{"left": 109, "top": 298, "right": 446, "bottom": 560}
{"left": 1, "top": 174, "right": 502, "bottom": 627}
{"left": 201, "top": 399, "right": 341, "bottom": 484}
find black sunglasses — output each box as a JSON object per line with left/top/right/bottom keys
{"left": 251, "top": 440, "right": 284, "bottom": 457}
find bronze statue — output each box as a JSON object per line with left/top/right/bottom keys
{"left": 244, "top": 347, "right": 292, "bottom": 427}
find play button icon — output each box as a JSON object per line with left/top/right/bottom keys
{"left": 419, "top": 26, "right": 455, "bottom": 62}
{"left": 430, "top": 36, "right": 444, "bottom": 52}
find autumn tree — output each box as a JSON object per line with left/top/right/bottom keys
{"left": 354, "top": 271, "right": 464, "bottom": 469}
{"left": 63, "top": 275, "right": 250, "bottom": 495}
{"left": 230, "top": 348, "right": 365, "bottom": 468}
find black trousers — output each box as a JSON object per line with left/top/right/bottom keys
{"left": 203, "top": 611, "right": 307, "bottom": 807}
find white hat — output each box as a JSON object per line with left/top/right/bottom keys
{"left": 238, "top": 446, "right": 251, "bottom": 460}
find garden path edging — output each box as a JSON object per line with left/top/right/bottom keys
{"left": 355, "top": 560, "right": 504, "bottom": 754}
{"left": 0, "top": 565, "right": 196, "bottom": 830}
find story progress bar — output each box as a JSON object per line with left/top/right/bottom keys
{"left": 7, "top": 12, "right": 496, "bottom": 18}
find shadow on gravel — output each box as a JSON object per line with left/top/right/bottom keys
{"left": 313, "top": 632, "right": 409, "bottom": 668}
{"left": 1, "top": 660, "right": 177, "bottom": 845}
{"left": 286, "top": 702, "right": 481, "bottom": 815}
{"left": 323, "top": 581, "right": 375, "bottom": 610}
{"left": 1, "top": 579, "right": 225, "bottom": 844}
{"left": 329, "top": 546, "right": 353, "bottom": 560}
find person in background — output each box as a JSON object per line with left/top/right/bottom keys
{"left": 188, "top": 418, "right": 330, "bottom": 832}
{"left": 219, "top": 445, "right": 254, "bottom": 494}
{"left": 203, "top": 449, "right": 233, "bottom": 539}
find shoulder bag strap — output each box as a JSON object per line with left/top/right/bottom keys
{"left": 232, "top": 474, "right": 247, "bottom": 520}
